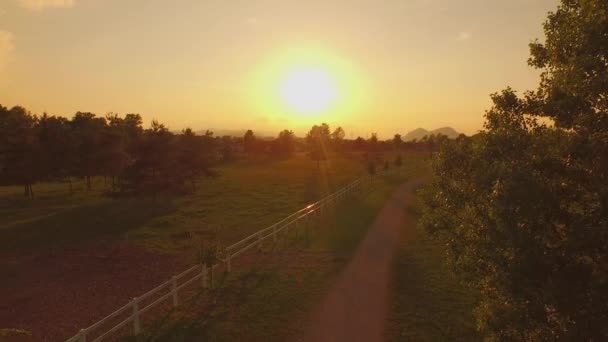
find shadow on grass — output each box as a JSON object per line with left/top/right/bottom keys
{"left": 132, "top": 268, "right": 315, "bottom": 342}
{"left": 390, "top": 242, "right": 479, "bottom": 341}
{"left": 0, "top": 197, "right": 176, "bottom": 253}
{"left": 388, "top": 190, "right": 479, "bottom": 341}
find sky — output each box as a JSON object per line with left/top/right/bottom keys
{"left": 0, "top": 0, "right": 559, "bottom": 138}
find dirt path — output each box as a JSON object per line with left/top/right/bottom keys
{"left": 298, "top": 180, "right": 418, "bottom": 342}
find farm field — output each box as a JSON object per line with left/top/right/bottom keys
{"left": 1, "top": 153, "right": 370, "bottom": 253}
{"left": 2, "top": 0, "right": 602, "bottom": 340}
{"left": 0, "top": 152, "right": 424, "bottom": 341}
{"left": 123, "top": 165, "right": 418, "bottom": 341}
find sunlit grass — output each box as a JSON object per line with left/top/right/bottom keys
{"left": 128, "top": 170, "right": 412, "bottom": 342}
{"left": 0, "top": 152, "right": 424, "bottom": 254}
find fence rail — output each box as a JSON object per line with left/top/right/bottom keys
{"left": 66, "top": 174, "right": 376, "bottom": 342}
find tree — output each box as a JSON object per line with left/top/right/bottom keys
{"left": 421, "top": 1, "right": 608, "bottom": 339}
{"left": 243, "top": 129, "right": 256, "bottom": 154}
{"left": 307, "top": 123, "right": 331, "bottom": 145}
{"left": 101, "top": 113, "right": 130, "bottom": 191}
{"left": 175, "top": 128, "right": 209, "bottom": 192}
{"left": 331, "top": 126, "right": 345, "bottom": 150}
{"left": 331, "top": 126, "right": 345, "bottom": 141}
{"left": 71, "top": 112, "right": 107, "bottom": 190}
{"left": 1, "top": 106, "right": 219, "bottom": 197}
{"left": 368, "top": 133, "right": 378, "bottom": 152}
{"left": 0, "top": 106, "right": 39, "bottom": 198}
{"left": 37, "top": 113, "right": 75, "bottom": 192}
{"left": 307, "top": 123, "right": 331, "bottom": 165}
{"left": 272, "top": 129, "right": 296, "bottom": 157}
{"left": 368, "top": 133, "right": 383, "bottom": 162}
{"left": 393, "top": 134, "right": 403, "bottom": 149}
{"left": 122, "top": 113, "right": 143, "bottom": 154}
{"left": 133, "top": 120, "right": 174, "bottom": 194}
{"left": 354, "top": 136, "right": 365, "bottom": 150}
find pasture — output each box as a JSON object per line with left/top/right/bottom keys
{"left": 123, "top": 166, "right": 414, "bottom": 341}
{"left": 0, "top": 151, "right": 424, "bottom": 341}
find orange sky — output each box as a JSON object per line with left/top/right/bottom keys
{"left": 0, "top": 0, "right": 558, "bottom": 138}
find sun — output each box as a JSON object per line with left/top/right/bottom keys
{"left": 279, "top": 67, "right": 338, "bottom": 114}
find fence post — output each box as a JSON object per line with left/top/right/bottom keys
{"left": 226, "top": 253, "right": 232, "bottom": 273}
{"left": 172, "top": 276, "right": 178, "bottom": 307}
{"left": 273, "top": 225, "right": 277, "bottom": 243}
{"left": 78, "top": 329, "right": 86, "bottom": 342}
{"left": 132, "top": 297, "right": 140, "bottom": 335}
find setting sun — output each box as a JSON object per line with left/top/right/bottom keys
{"left": 279, "top": 67, "right": 338, "bottom": 115}
{"left": 250, "top": 46, "right": 368, "bottom": 127}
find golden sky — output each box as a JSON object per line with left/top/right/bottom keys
{"left": 0, "top": 0, "right": 558, "bottom": 137}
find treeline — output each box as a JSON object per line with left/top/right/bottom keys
{"left": 0, "top": 105, "right": 442, "bottom": 198}
{"left": 242, "top": 123, "right": 450, "bottom": 156}
{"left": 420, "top": 0, "right": 608, "bottom": 340}
{"left": 0, "top": 107, "right": 221, "bottom": 197}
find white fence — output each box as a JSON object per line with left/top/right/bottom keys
{"left": 66, "top": 175, "right": 375, "bottom": 342}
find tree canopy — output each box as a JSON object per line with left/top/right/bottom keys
{"left": 421, "top": 1, "right": 608, "bottom": 339}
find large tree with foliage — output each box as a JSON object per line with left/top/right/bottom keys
{"left": 331, "top": 126, "right": 345, "bottom": 151}
{"left": 37, "top": 113, "right": 76, "bottom": 192}
{"left": 421, "top": 1, "right": 608, "bottom": 340}
{"left": 307, "top": 123, "right": 331, "bottom": 165}
{"left": 0, "top": 106, "right": 39, "bottom": 197}
{"left": 243, "top": 129, "right": 256, "bottom": 154}
{"left": 71, "top": 112, "right": 107, "bottom": 190}
{"left": 272, "top": 129, "right": 296, "bottom": 156}
{"left": 175, "top": 128, "right": 209, "bottom": 192}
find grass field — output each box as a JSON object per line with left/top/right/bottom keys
{"left": 387, "top": 186, "right": 480, "bottom": 341}
{"left": 1, "top": 151, "right": 478, "bottom": 341}
{"left": 127, "top": 171, "right": 412, "bottom": 342}
{"left": 0, "top": 153, "right": 355, "bottom": 253}
{"left": 0, "top": 152, "right": 420, "bottom": 254}
{"left": 0, "top": 151, "right": 427, "bottom": 340}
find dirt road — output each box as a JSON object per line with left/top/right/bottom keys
{"left": 299, "top": 181, "right": 417, "bottom": 342}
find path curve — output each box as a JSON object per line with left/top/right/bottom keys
{"left": 298, "top": 180, "right": 418, "bottom": 342}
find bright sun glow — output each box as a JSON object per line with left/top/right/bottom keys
{"left": 279, "top": 67, "right": 338, "bottom": 114}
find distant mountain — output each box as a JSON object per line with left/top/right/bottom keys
{"left": 432, "top": 127, "right": 460, "bottom": 138}
{"left": 403, "top": 127, "right": 460, "bottom": 141}
{"left": 403, "top": 128, "right": 430, "bottom": 141}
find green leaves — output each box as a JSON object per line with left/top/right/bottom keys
{"left": 421, "top": 2, "right": 608, "bottom": 338}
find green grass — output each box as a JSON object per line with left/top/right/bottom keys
{"left": 0, "top": 154, "right": 352, "bottom": 253}
{"left": 0, "top": 152, "right": 425, "bottom": 255}
{"left": 0, "top": 151, "right": 432, "bottom": 341}
{"left": 125, "top": 170, "right": 413, "bottom": 342}
{"left": 387, "top": 188, "right": 479, "bottom": 341}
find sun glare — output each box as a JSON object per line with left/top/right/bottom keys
{"left": 279, "top": 67, "right": 337, "bottom": 115}
{"left": 249, "top": 46, "right": 368, "bottom": 125}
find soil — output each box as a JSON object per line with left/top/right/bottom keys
{"left": 0, "top": 241, "right": 188, "bottom": 342}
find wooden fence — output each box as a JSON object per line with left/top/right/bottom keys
{"left": 66, "top": 175, "right": 375, "bottom": 342}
